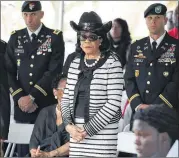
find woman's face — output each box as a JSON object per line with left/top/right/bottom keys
{"left": 110, "top": 21, "right": 122, "bottom": 40}
{"left": 53, "top": 79, "right": 66, "bottom": 102}
{"left": 79, "top": 31, "right": 101, "bottom": 55}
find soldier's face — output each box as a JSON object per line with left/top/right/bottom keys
{"left": 22, "top": 11, "right": 44, "bottom": 32}
{"left": 145, "top": 15, "right": 167, "bottom": 35}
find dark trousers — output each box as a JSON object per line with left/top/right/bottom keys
{"left": 17, "top": 144, "right": 29, "bottom": 157}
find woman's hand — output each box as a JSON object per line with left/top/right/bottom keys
{"left": 30, "top": 148, "right": 37, "bottom": 157}
{"left": 35, "top": 151, "right": 51, "bottom": 157}
{"left": 66, "top": 124, "right": 87, "bottom": 142}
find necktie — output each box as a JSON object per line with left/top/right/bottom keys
{"left": 152, "top": 41, "right": 157, "bottom": 53}
{"left": 31, "top": 33, "right": 37, "bottom": 44}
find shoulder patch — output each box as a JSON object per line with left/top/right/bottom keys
{"left": 53, "top": 29, "right": 61, "bottom": 35}
{"left": 11, "top": 30, "right": 16, "bottom": 35}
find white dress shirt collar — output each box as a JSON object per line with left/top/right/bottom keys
{"left": 27, "top": 23, "right": 42, "bottom": 41}
{"left": 150, "top": 31, "right": 166, "bottom": 49}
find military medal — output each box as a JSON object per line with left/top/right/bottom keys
{"left": 17, "top": 59, "right": 21, "bottom": 66}
{"left": 171, "top": 58, "right": 176, "bottom": 64}
{"left": 134, "top": 53, "right": 146, "bottom": 59}
{"left": 47, "top": 38, "right": 52, "bottom": 52}
{"left": 43, "top": 46, "right": 47, "bottom": 51}
{"left": 135, "top": 70, "right": 139, "bottom": 77}
{"left": 48, "top": 48, "right": 52, "bottom": 52}
{"left": 37, "top": 51, "right": 42, "bottom": 55}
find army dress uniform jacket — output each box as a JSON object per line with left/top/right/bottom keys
{"left": 0, "top": 40, "right": 10, "bottom": 139}
{"left": 124, "top": 33, "right": 179, "bottom": 112}
{"left": 5, "top": 24, "right": 65, "bottom": 123}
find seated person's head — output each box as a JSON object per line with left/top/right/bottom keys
{"left": 132, "top": 104, "right": 179, "bottom": 157}
{"left": 52, "top": 74, "right": 67, "bottom": 105}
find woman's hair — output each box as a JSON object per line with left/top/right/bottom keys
{"left": 134, "top": 104, "right": 179, "bottom": 146}
{"left": 108, "top": 18, "right": 131, "bottom": 46}
{"left": 51, "top": 74, "right": 67, "bottom": 89}
{"left": 75, "top": 30, "right": 110, "bottom": 54}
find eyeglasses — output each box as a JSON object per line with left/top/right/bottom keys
{"left": 78, "top": 34, "right": 100, "bottom": 42}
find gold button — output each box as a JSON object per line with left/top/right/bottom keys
{"left": 150, "top": 63, "right": 153, "bottom": 66}
{"left": 31, "top": 55, "right": 34, "bottom": 59}
{"left": 148, "top": 72, "right": 151, "bottom": 75}
{"left": 29, "top": 81, "right": 33, "bottom": 85}
{"left": 30, "top": 64, "right": 34, "bottom": 68}
{"left": 147, "top": 81, "right": 150, "bottom": 85}
{"left": 146, "top": 90, "right": 149, "bottom": 93}
{"left": 29, "top": 73, "right": 33, "bottom": 76}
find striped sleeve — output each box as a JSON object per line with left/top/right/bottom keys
{"left": 83, "top": 60, "right": 124, "bottom": 136}
{"left": 61, "top": 82, "right": 72, "bottom": 127}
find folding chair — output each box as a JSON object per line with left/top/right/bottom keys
{"left": 167, "top": 140, "right": 179, "bottom": 157}
{"left": 117, "top": 132, "right": 137, "bottom": 154}
{"left": 4, "top": 123, "right": 34, "bottom": 157}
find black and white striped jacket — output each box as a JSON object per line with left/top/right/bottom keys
{"left": 61, "top": 53, "right": 124, "bottom": 137}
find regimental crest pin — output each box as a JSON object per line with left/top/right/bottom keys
{"left": 29, "top": 3, "right": 35, "bottom": 10}
{"left": 135, "top": 70, "right": 139, "bottom": 77}
{"left": 155, "top": 6, "right": 162, "bottom": 14}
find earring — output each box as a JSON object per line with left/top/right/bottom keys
{"left": 55, "top": 96, "right": 57, "bottom": 99}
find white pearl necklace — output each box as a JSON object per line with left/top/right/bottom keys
{"left": 84, "top": 55, "right": 101, "bottom": 68}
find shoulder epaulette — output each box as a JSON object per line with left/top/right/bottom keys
{"left": 53, "top": 29, "right": 61, "bottom": 35}
{"left": 11, "top": 30, "right": 16, "bottom": 35}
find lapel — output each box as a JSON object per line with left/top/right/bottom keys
{"left": 154, "top": 33, "right": 171, "bottom": 60}
{"left": 19, "top": 24, "right": 49, "bottom": 56}
{"left": 18, "top": 29, "right": 31, "bottom": 56}
{"left": 143, "top": 37, "right": 155, "bottom": 64}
